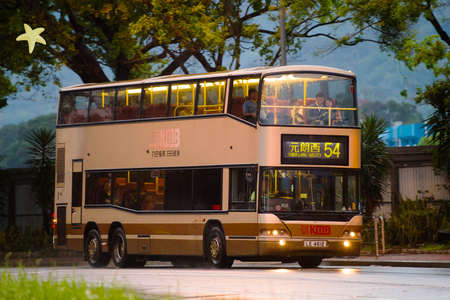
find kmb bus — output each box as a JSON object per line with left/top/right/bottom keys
{"left": 53, "top": 65, "right": 362, "bottom": 268}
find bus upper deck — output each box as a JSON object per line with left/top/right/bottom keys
{"left": 57, "top": 65, "right": 358, "bottom": 129}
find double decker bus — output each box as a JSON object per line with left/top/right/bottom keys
{"left": 54, "top": 65, "right": 362, "bottom": 268}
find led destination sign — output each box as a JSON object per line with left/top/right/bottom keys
{"left": 281, "top": 134, "right": 349, "bottom": 166}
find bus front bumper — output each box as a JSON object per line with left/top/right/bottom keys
{"left": 258, "top": 237, "right": 362, "bottom": 258}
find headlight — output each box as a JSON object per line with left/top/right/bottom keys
{"left": 260, "top": 229, "right": 286, "bottom": 236}
{"left": 342, "top": 231, "right": 360, "bottom": 238}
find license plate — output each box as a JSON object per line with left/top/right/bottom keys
{"left": 304, "top": 241, "right": 327, "bottom": 247}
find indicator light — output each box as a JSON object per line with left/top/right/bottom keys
{"left": 279, "top": 239, "right": 286, "bottom": 246}
{"left": 344, "top": 241, "right": 350, "bottom": 247}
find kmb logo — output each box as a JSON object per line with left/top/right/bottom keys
{"left": 301, "top": 225, "right": 331, "bottom": 235}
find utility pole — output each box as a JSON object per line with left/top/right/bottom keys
{"left": 279, "top": 5, "right": 287, "bottom": 66}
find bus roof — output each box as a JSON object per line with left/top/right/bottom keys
{"left": 60, "top": 65, "right": 355, "bottom": 92}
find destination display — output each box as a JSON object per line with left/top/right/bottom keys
{"left": 281, "top": 134, "right": 349, "bottom": 166}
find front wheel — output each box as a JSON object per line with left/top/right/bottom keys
{"left": 205, "top": 227, "right": 233, "bottom": 269}
{"left": 85, "top": 229, "right": 110, "bottom": 268}
{"left": 298, "top": 257, "right": 323, "bottom": 268}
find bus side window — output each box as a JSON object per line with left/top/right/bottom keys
{"left": 197, "top": 80, "right": 225, "bottom": 115}
{"left": 89, "top": 89, "right": 114, "bottom": 123}
{"left": 170, "top": 82, "right": 197, "bottom": 117}
{"left": 229, "top": 168, "right": 256, "bottom": 211}
{"left": 228, "top": 77, "right": 260, "bottom": 121}
{"left": 142, "top": 85, "right": 169, "bottom": 119}
{"left": 116, "top": 87, "right": 141, "bottom": 121}
{"left": 58, "top": 91, "right": 89, "bottom": 124}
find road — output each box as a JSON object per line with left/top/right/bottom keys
{"left": 7, "top": 262, "right": 450, "bottom": 299}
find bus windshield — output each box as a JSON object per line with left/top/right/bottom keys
{"left": 260, "top": 169, "right": 359, "bottom": 214}
{"left": 260, "top": 73, "right": 357, "bottom": 126}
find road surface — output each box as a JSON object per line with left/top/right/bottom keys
{"left": 7, "top": 262, "right": 450, "bottom": 299}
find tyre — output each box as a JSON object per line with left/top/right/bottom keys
{"left": 298, "top": 257, "right": 323, "bottom": 268}
{"left": 111, "top": 227, "right": 131, "bottom": 268}
{"left": 205, "top": 227, "right": 232, "bottom": 269}
{"left": 85, "top": 229, "right": 110, "bottom": 268}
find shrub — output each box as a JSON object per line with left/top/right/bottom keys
{"left": 384, "top": 197, "right": 449, "bottom": 247}
{"left": 0, "top": 225, "right": 52, "bottom": 253}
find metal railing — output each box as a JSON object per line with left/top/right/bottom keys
{"left": 363, "top": 216, "right": 386, "bottom": 257}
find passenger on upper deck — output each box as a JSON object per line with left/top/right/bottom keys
{"left": 259, "top": 91, "right": 269, "bottom": 123}
{"left": 243, "top": 88, "right": 258, "bottom": 123}
{"left": 323, "top": 97, "right": 342, "bottom": 125}
{"left": 306, "top": 91, "right": 326, "bottom": 125}
{"left": 289, "top": 97, "right": 304, "bottom": 125}
{"left": 179, "top": 100, "right": 194, "bottom": 116}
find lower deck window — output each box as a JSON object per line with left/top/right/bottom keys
{"left": 229, "top": 167, "right": 257, "bottom": 211}
{"left": 85, "top": 168, "right": 222, "bottom": 211}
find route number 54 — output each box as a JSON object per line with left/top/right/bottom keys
{"left": 324, "top": 143, "right": 340, "bottom": 158}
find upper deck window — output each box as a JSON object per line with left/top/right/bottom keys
{"left": 260, "top": 73, "right": 357, "bottom": 126}
{"left": 142, "top": 85, "right": 170, "bottom": 119}
{"left": 228, "top": 77, "right": 260, "bottom": 122}
{"left": 89, "top": 89, "right": 114, "bottom": 122}
{"left": 116, "top": 87, "right": 141, "bottom": 120}
{"left": 58, "top": 91, "right": 89, "bottom": 124}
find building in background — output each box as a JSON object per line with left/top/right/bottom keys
{"left": 381, "top": 122, "right": 426, "bottom": 147}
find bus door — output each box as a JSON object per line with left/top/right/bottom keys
{"left": 71, "top": 160, "right": 83, "bottom": 224}
{"left": 225, "top": 167, "right": 259, "bottom": 256}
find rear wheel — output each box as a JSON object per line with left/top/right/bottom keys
{"left": 298, "top": 257, "right": 323, "bottom": 268}
{"left": 111, "top": 227, "right": 131, "bottom": 268}
{"left": 205, "top": 227, "right": 233, "bottom": 269}
{"left": 85, "top": 229, "right": 110, "bottom": 268}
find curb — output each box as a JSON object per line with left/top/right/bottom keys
{"left": 323, "top": 259, "right": 450, "bottom": 268}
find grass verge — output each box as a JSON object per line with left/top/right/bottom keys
{"left": 0, "top": 268, "right": 171, "bottom": 300}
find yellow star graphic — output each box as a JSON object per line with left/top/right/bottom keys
{"left": 16, "top": 23, "right": 46, "bottom": 54}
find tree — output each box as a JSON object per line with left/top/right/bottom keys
{"left": 415, "top": 78, "right": 450, "bottom": 183}
{"left": 24, "top": 128, "right": 56, "bottom": 233}
{"left": 0, "top": 0, "right": 371, "bottom": 103}
{"left": 0, "top": 154, "right": 8, "bottom": 219}
{"left": 361, "top": 115, "right": 391, "bottom": 217}
{"left": 340, "top": 0, "right": 450, "bottom": 78}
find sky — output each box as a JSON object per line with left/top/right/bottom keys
{"left": 0, "top": 19, "right": 438, "bottom": 129}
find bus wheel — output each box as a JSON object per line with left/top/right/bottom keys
{"left": 298, "top": 257, "right": 323, "bottom": 268}
{"left": 206, "top": 227, "right": 231, "bottom": 268}
{"left": 86, "top": 230, "right": 110, "bottom": 268}
{"left": 111, "top": 227, "right": 130, "bottom": 268}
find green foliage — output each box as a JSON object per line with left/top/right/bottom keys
{"left": 341, "top": 0, "right": 450, "bottom": 77}
{"left": 0, "top": 270, "right": 148, "bottom": 300}
{"left": 384, "top": 197, "right": 450, "bottom": 247}
{"left": 415, "top": 77, "right": 450, "bottom": 183}
{"left": 0, "top": 155, "right": 7, "bottom": 216}
{"left": 361, "top": 115, "right": 390, "bottom": 216}
{"left": 359, "top": 99, "right": 423, "bottom": 126}
{"left": 0, "top": 226, "right": 52, "bottom": 253}
{"left": 0, "top": 114, "right": 56, "bottom": 169}
{"left": 24, "top": 128, "right": 55, "bottom": 233}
